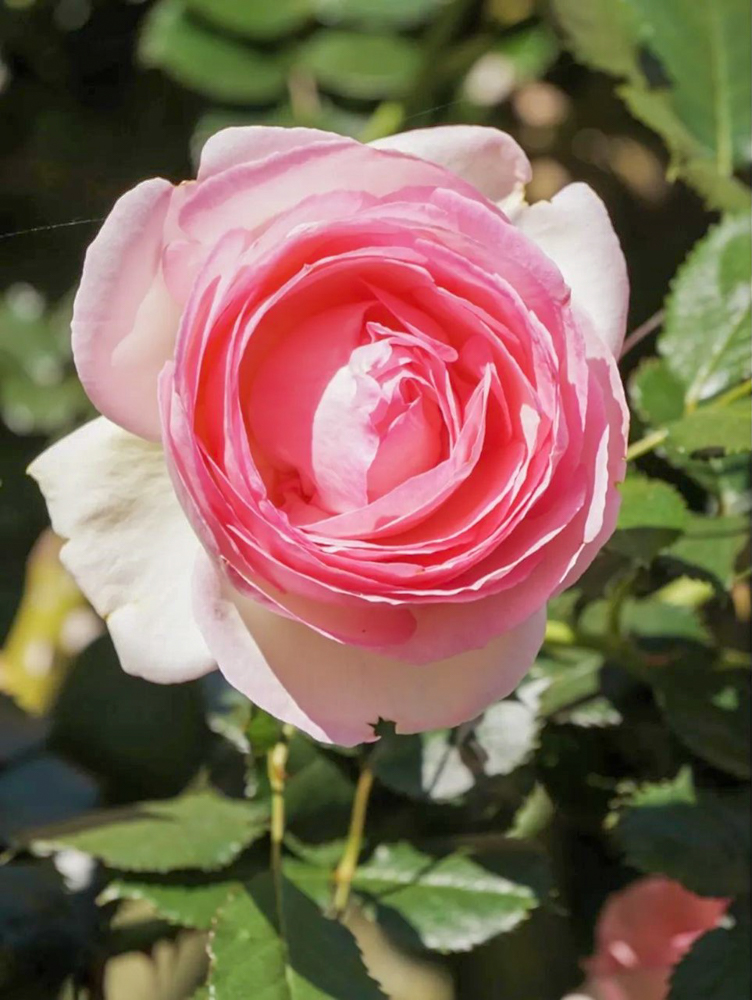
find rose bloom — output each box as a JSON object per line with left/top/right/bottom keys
{"left": 565, "top": 877, "right": 729, "bottom": 1000}
{"left": 30, "top": 125, "right": 628, "bottom": 745}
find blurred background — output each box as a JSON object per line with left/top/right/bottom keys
{"left": 0, "top": 1, "right": 744, "bottom": 998}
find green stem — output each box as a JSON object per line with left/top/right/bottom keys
{"left": 332, "top": 763, "right": 375, "bottom": 916}
{"left": 710, "top": 378, "right": 752, "bottom": 408}
{"left": 626, "top": 427, "right": 669, "bottom": 461}
{"left": 267, "top": 729, "right": 292, "bottom": 901}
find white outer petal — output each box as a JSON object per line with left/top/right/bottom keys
{"left": 516, "top": 182, "right": 629, "bottom": 358}
{"left": 28, "top": 418, "right": 213, "bottom": 683}
{"left": 372, "top": 125, "right": 532, "bottom": 214}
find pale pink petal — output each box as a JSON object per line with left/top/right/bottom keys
{"left": 198, "top": 125, "right": 344, "bottom": 180}
{"left": 516, "top": 183, "right": 629, "bottom": 358}
{"left": 28, "top": 418, "right": 213, "bottom": 682}
{"left": 179, "top": 140, "right": 492, "bottom": 246}
{"left": 193, "top": 551, "right": 546, "bottom": 745}
{"left": 72, "top": 178, "right": 179, "bottom": 440}
{"left": 372, "top": 126, "right": 531, "bottom": 213}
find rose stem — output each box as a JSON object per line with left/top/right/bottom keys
{"left": 332, "top": 762, "right": 375, "bottom": 917}
{"left": 267, "top": 727, "right": 293, "bottom": 899}
{"left": 625, "top": 428, "right": 670, "bottom": 461}
{"left": 620, "top": 309, "right": 665, "bottom": 358}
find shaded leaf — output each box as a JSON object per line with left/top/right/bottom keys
{"left": 208, "top": 874, "right": 386, "bottom": 999}
{"left": 669, "top": 902, "right": 751, "bottom": 1000}
{"left": 139, "top": 0, "right": 287, "bottom": 104}
{"left": 617, "top": 775, "right": 749, "bottom": 897}
{"left": 314, "top": 0, "right": 446, "bottom": 30}
{"left": 666, "top": 513, "right": 748, "bottom": 588}
{"left": 371, "top": 728, "right": 474, "bottom": 803}
{"left": 22, "top": 792, "right": 269, "bottom": 872}
{"left": 187, "top": 0, "right": 312, "bottom": 40}
{"left": 298, "top": 31, "right": 421, "bottom": 99}
{"left": 653, "top": 665, "right": 750, "bottom": 778}
{"left": 100, "top": 857, "right": 264, "bottom": 929}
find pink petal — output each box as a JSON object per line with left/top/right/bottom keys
{"left": 72, "top": 178, "right": 178, "bottom": 441}
{"left": 372, "top": 126, "right": 531, "bottom": 212}
{"left": 198, "top": 125, "right": 344, "bottom": 180}
{"left": 179, "top": 140, "right": 493, "bottom": 246}
{"left": 516, "top": 183, "right": 629, "bottom": 359}
{"left": 193, "top": 551, "right": 546, "bottom": 745}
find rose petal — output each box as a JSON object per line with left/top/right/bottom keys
{"left": 72, "top": 179, "right": 179, "bottom": 440}
{"left": 28, "top": 418, "right": 213, "bottom": 682}
{"left": 516, "top": 182, "right": 629, "bottom": 358}
{"left": 372, "top": 126, "right": 531, "bottom": 213}
{"left": 198, "top": 125, "right": 344, "bottom": 181}
{"left": 193, "top": 551, "right": 546, "bottom": 745}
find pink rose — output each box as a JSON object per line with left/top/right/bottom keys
{"left": 569, "top": 877, "right": 729, "bottom": 1000}
{"left": 29, "top": 125, "right": 628, "bottom": 745}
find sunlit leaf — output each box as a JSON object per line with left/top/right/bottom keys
{"left": 659, "top": 215, "right": 752, "bottom": 407}
{"left": 23, "top": 792, "right": 269, "bottom": 872}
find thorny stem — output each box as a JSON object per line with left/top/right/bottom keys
{"left": 332, "top": 763, "right": 375, "bottom": 917}
{"left": 620, "top": 309, "right": 665, "bottom": 358}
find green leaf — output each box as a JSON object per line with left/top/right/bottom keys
{"left": 372, "top": 699, "right": 538, "bottom": 803}
{"left": 470, "top": 698, "right": 540, "bottom": 778}
{"left": 551, "top": 0, "right": 640, "bottom": 78}
{"left": 625, "top": 0, "right": 751, "bottom": 170}
{"left": 653, "top": 664, "right": 750, "bottom": 779}
{"left": 297, "top": 31, "right": 421, "bottom": 99}
{"left": 313, "top": 0, "right": 446, "bottom": 30}
{"left": 617, "top": 778, "right": 750, "bottom": 897}
{"left": 288, "top": 842, "right": 540, "bottom": 952}
{"left": 629, "top": 357, "right": 686, "bottom": 427}
{"left": 622, "top": 597, "right": 710, "bottom": 643}
{"left": 669, "top": 902, "right": 751, "bottom": 1000}
{"left": 139, "top": 0, "right": 287, "bottom": 104}
{"left": 616, "top": 476, "right": 690, "bottom": 531}
{"left": 101, "top": 869, "right": 247, "bottom": 929}
{"left": 553, "top": 0, "right": 752, "bottom": 210}
{"left": 285, "top": 746, "right": 355, "bottom": 826}
{"left": 612, "top": 476, "right": 690, "bottom": 562}
{"left": 22, "top": 792, "right": 269, "bottom": 872}
{"left": 659, "top": 215, "right": 752, "bottom": 407}
{"left": 247, "top": 708, "right": 283, "bottom": 758}
{"left": 371, "top": 728, "right": 474, "bottom": 802}
{"left": 187, "top": 0, "right": 312, "bottom": 40}
{"left": 666, "top": 399, "right": 751, "bottom": 458}
{"left": 479, "top": 23, "right": 560, "bottom": 91}
{"left": 667, "top": 513, "right": 748, "bottom": 588}
{"left": 535, "top": 653, "right": 604, "bottom": 718}
{"left": 208, "top": 874, "right": 386, "bottom": 999}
